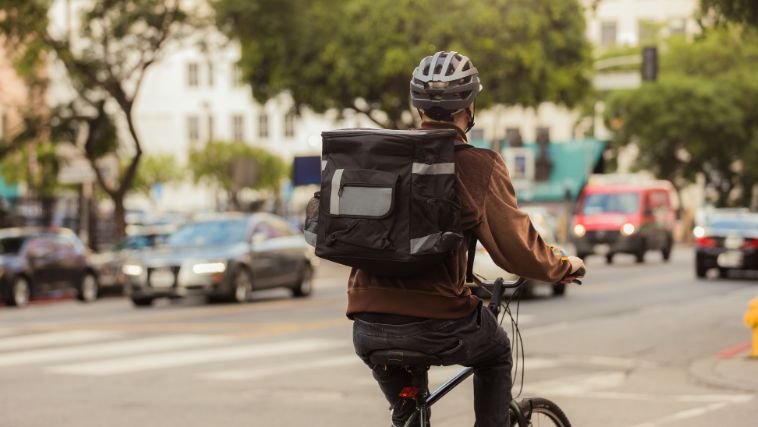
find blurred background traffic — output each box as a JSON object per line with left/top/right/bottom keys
{"left": 0, "top": 1, "right": 757, "bottom": 426}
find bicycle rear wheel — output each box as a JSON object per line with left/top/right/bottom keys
{"left": 511, "top": 397, "right": 571, "bottom": 427}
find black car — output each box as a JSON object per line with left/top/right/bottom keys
{"left": 0, "top": 227, "right": 99, "bottom": 307}
{"left": 90, "top": 224, "right": 176, "bottom": 291}
{"left": 123, "top": 213, "right": 316, "bottom": 307}
{"left": 694, "top": 209, "right": 758, "bottom": 278}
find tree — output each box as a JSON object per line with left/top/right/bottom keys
{"left": 701, "top": 0, "right": 758, "bottom": 28}
{"left": 214, "top": 0, "right": 592, "bottom": 129}
{"left": 188, "top": 141, "right": 289, "bottom": 210}
{"left": 604, "top": 28, "right": 758, "bottom": 207}
{"left": 130, "top": 154, "right": 185, "bottom": 198}
{"left": 0, "top": 0, "right": 202, "bottom": 236}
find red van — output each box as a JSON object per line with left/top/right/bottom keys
{"left": 571, "top": 182, "right": 676, "bottom": 264}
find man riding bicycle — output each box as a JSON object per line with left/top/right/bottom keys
{"left": 349, "top": 51, "right": 586, "bottom": 427}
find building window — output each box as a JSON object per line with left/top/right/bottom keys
{"left": 187, "top": 115, "right": 200, "bottom": 143}
{"left": 232, "top": 114, "right": 244, "bottom": 142}
{"left": 207, "top": 114, "right": 214, "bottom": 142}
{"left": 505, "top": 127, "right": 522, "bottom": 147}
{"left": 638, "top": 19, "right": 658, "bottom": 45}
{"left": 207, "top": 62, "right": 215, "bottom": 86}
{"left": 187, "top": 62, "right": 199, "bottom": 87}
{"left": 284, "top": 112, "right": 295, "bottom": 138}
{"left": 600, "top": 21, "right": 617, "bottom": 47}
{"left": 258, "top": 113, "right": 269, "bottom": 138}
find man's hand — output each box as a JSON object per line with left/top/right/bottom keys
{"left": 559, "top": 256, "right": 586, "bottom": 284}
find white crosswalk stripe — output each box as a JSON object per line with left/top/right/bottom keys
{"left": 0, "top": 330, "right": 120, "bottom": 352}
{"left": 0, "top": 334, "right": 229, "bottom": 367}
{"left": 48, "top": 338, "right": 343, "bottom": 376}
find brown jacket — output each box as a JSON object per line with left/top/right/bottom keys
{"left": 346, "top": 121, "right": 571, "bottom": 319}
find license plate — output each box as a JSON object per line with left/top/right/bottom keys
{"left": 593, "top": 244, "right": 611, "bottom": 255}
{"left": 150, "top": 268, "right": 175, "bottom": 288}
{"left": 717, "top": 251, "right": 743, "bottom": 268}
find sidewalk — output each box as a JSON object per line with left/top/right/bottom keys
{"left": 690, "top": 345, "right": 758, "bottom": 393}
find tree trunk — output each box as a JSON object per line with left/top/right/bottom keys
{"left": 113, "top": 194, "right": 126, "bottom": 239}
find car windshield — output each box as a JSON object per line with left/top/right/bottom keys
{"left": 165, "top": 219, "right": 249, "bottom": 247}
{"left": 114, "top": 235, "right": 165, "bottom": 251}
{"left": 582, "top": 192, "right": 640, "bottom": 215}
{"left": 0, "top": 237, "right": 26, "bottom": 255}
{"left": 706, "top": 215, "right": 758, "bottom": 230}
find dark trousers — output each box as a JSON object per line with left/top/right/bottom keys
{"left": 353, "top": 303, "right": 512, "bottom": 427}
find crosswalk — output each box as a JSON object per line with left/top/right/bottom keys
{"left": 0, "top": 327, "right": 356, "bottom": 380}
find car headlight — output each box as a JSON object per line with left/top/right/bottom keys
{"left": 122, "top": 264, "right": 144, "bottom": 276}
{"left": 192, "top": 262, "right": 227, "bottom": 275}
{"left": 573, "top": 224, "right": 586, "bottom": 237}
{"left": 621, "top": 223, "right": 636, "bottom": 236}
{"left": 693, "top": 226, "right": 705, "bottom": 239}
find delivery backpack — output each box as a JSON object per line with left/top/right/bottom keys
{"left": 304, "top": 128, "right": 468, "bottom": 277}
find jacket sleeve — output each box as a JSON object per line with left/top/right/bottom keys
{"left": 474, "top": 156, "right": 571, "bottom": 283}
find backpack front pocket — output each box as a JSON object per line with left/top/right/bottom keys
{"left": 329, "top": 169, "right": 398, "bottom": 219}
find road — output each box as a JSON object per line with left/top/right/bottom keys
{"left": 1, "top": 247, "right": 757, "bottom": 427}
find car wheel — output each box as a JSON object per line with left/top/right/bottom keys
{"left": 292, "top": 265, "right": 314, "bottom": 298}
{"left": 76, "top": 273, "right": 99, "bottom": 303}
{"left": 518, "top": 281, "right": 535, "bottom": 299}
{"left": 695, "top": 260, "right": 707, "bottom": 278}
{"left": 635, "top": 242, "right": 646, "bottom": 264}
{"left": 662, "top": 235, "right": 673, "bottom": 262}
{"left": 718, "top": 268, "right": 729, "bottom": 279}
{"left": 230, "top": 267, "right": 252, "bottom": 303}
{"left": 605, "top": 253, "right": 614, "bottom": 264}
{"left": 577, "top": 253, "right": 590, "bottom": 261}
{"left": 131, "top": 296, "right": 154, "bottom": 307}
{"left": 3, "top": 276, "right": 31, "bottom": 308}
{"left": 552, "top": 283, "right": 567, "bottom": 296}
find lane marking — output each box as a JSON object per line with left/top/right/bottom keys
{"left": 625, "top": 397, "right": 754, "bottom": 427}
{"left": 201, "top": 354, "right": 359, "bottom": 381}
{"left": 0, "top": 330, "right": 119, "bottom": 352}
{"left": 0, "top": 335, "right": 229, "bottom": 367}
{"left": 49, "top": 339, "right": 342, "bottom": 376}
{"left": 525, "top": 371, "right": 627, "bottom": 395}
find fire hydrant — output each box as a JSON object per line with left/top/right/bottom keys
{"left": 744, "top": 297, "right": 758, "bottom": 358}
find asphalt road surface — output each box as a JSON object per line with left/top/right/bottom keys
{"left": 1, "top": 247, "right": 757, "bottom": 427}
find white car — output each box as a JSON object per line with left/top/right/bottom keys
{"left": 472, "top": 209, "right": 567, "bottom": 297}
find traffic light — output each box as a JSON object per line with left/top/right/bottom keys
{"left": 642, "top": 46, "right": 658, "bottom": 81}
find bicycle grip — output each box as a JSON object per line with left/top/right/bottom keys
{"left": 571, "top": 267, "right": 586, "bottom": 285}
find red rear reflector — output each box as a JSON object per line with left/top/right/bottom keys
{"left": 743, "top": 239, "right": 758, "bottom": 249}
{"left": 696, "top": 237, "right": 717, "bottom": 248}
{"left": 399, "top": 387, "right": 419, "bottom": 398}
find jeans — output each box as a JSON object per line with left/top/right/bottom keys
{"left": 353, "top": 303, "right": 513, "bottom": 427}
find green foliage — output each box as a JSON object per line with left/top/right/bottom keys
{"left": 0, "top": 0, "right": 202, "bottom": 235}
{"left": 0, "top": 142, "right": 60, "bottom": 197}
{"left": 130, "top": 154, "right": 186, "bottom": 196}
{"left": 188, "top": 140, "right": 289, "bottom": 193}
{"left": 215, "top": 0, "right": 592, "bottom": 128}
{"left": 701, "top": 0, "right": 758, "bottom": 28}
{"left": 604, "top": 28, "right": 758, "bottom": 207}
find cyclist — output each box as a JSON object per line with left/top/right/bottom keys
{"left": 349, "top": 51, "right": 586, "bottom": 427}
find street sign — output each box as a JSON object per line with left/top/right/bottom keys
{"left": 593, "top": 71, "right": 642, "bottom": 90}
{"left": 58, "top": 159, "right": 96, "bottom": 184}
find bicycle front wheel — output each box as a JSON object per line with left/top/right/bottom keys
{"left": 512, "top": 397, "right": 571, "bottom": 427}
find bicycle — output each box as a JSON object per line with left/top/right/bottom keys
{"left": 368, "top": 272, "right": 583, "bottom": 427}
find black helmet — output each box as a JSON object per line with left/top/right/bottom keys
{"left": 410, "top": 51, "right": 482, "bottom": 117}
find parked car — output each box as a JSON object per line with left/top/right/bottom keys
{"left": 694, "top": 209, "right": 758, "bottom": 278}
{"left": 90, "top": 224, "right": 177, "bottom": 291}
{"left": 571, "top": 181, "right": 676, "bottom": 264}
{"left": 473, "top": 209, "right": 567, "bottom": 297}
{"left": 123, "top": 213, "right": 316, "bottom": 307}
{"left": 0, "top": 227, "right": 99, "bottom": 307}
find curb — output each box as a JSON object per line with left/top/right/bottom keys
{"left": 689, "top": 356, "right": 758, "bottom": 393}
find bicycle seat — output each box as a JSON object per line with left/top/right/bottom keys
{"left": 369, "top": 350, "right": 442, "bottom": 367}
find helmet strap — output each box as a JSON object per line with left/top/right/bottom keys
{"left": 465, "top": 106, "right": 475, "bottom": 133}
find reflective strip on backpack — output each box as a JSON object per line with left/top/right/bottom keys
{"left": 329, "top": 169, "right": 344, "bottom": 215}
{"left": 412, "top": 162, "right": 455, "bottom": 175}
{"left": 410, "top": 232, "right": 443, "bottom": 254}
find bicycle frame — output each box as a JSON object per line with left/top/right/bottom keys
{"left": 400, "top": 276, "right": 530, "bottom": 427}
